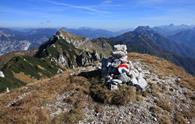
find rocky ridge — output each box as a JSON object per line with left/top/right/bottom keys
{"left": 0, "top": 53, "right": 194, "bottom": 124}
{"left": 0, "top": 30, "right": 101, "bottom": 92}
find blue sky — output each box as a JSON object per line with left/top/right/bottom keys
{"left": 0, "top": 0, "right": 195, "bottom": 30}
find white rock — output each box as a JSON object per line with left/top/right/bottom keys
{"left": 113, "top": 44, "right": 127, "bottom": 52}
{"left": 6, "top": 87, "right": 10, "bottom": 93}
{"left": 130, "top": 77, "right": 139, "bottom": 85}
{"left": 110, "top": 84, "right": 118, "bottom": 90}
{"left": 112, "top": 51, "right": 127, "bottom": 58}
{"left": 120, "top": 55, "right": 128, "bottom": 63}
{"left": 58, "top": 54, "right": 68, "bottom": 66}
{"left": 112, "top": 79, "right": 123, "bottom": 85}
{"left": 57, "top": 69, "right": 63, "bottom": 74}
{"left": 137, "top": 75, "right": 148, "bottom": 91}
{"left": 0, "top": 71, "right": 5, "bottom": 78}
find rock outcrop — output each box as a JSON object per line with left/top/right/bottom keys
{"left": 36, "top": 30, "right": 101, "bottom": 68}
{"left": 55, "top": 29, "right": 91, "bottom": 49}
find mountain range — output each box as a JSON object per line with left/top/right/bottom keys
{"left": 153, "top": 24, "right": 195, "bottom": 37}
{"left": 0, "top": 29, "right": 112, "bottom": 91}
{"left": 0, "top": 27, "right": 126, "bottom": 55}
{"left": 0, "top": 26, "right": 194, "bottom": 123}
{"left": 106, "top": 26, "right": 195, "bottom": 75}
{"left": 0, "top": 25, "right": 195, "bottom": 75}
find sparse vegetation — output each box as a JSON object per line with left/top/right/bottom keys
{"left": 63, "top": 108, "right": 84, "bottom": 124}
{"left": 155, "top": 96, "right": 173, "bottom": 113}
{"left": 0, "top": 53, "right": 194, "bottom": 124}
{"left": 0, "top": 55, "right": 61, "bottom": 92}
{"left": 0, "top": 73, "right": 70, "bottom": 124}
{"left": 128, "top": 53, "right": 195, "bottom": 90}
{"left": 174, "top": 112, "right": 188, "bottom": 124}
{"left": 158, "top": 114, "right": 172, "bottom": 124}
{"left": 90, "top": 84, "right": 137, "bottom": 105}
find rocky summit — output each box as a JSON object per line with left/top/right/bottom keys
{"left": 0, "top": 51, "right": 194, "bottom": 124}
{"left": 0, "top": 30, "right": 194, "bottom": 124}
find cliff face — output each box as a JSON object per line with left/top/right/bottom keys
{"left": 0, "top": 53, "right": 194, "bottom": 124}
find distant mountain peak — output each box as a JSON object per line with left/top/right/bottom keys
{"left": 134, "top": 26, "right": 153, "bottom": 33}
{"left": 56, "top": 29, "right": 83, "bottom": 39}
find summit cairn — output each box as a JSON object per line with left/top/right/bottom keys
{"left": 101, "top": 44, "right": 148, "bottom": 91}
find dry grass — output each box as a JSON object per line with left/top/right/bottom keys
{"left": 174, "top": 112, "right": 188, "bottom": 124}
{"left": 0, "top": 68, "right": 139, "bottom": 123}
{"left": 0, "top": 50, "right": 37, "bottom": 66}
{"left": 63, "top": 107, "right": 84, "bottom": 124}
{"left": 158, "top": 114, "right": 172, "bottom": 124}
{"left": 128, "top": 53, "right": 195, "bottom": 90}
{"left": 0, "top": 52, "right": 194, "bottom": 124}
{"left": 90, "top": 84, "right": 137, "bottom": 105}
{"left": 150, "top": 83, "right": 162, "bottom": 97}
{"left": 13, "top": 72, "right": 37, "bottom": 84}
{"left": 51, "top": 75, "right": 91, "bottom": 124}
{"left": 52, "top": 104, "right": 85, "bottom": 124}
{"left": 155, "top": 95, "right": 173, "bottom": 113}
{"left": 150, "top": 105, "right": 173, "bottom": 124}
{"left": 129, "top": 53, "right": 195, "bottom": 122}
{"left": 0, "top": 73, "right": 70, "bottom": 124}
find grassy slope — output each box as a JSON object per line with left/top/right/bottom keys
{"left": 0, "top": 38, "right": 80, "bottom": 92}
{"left": 0, "top": 53, "right": 194, "bottom": 124}
{"left": 0, "top": 56, "right": 60, "bottom": 92}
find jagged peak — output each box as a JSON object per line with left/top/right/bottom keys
{"left": 55, "top": 28, "right": 86, "bottom": 41}
{"left": 134, "top": 26, "right": 153, "bottom": 33}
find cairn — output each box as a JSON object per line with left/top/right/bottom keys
{"left": 101, "top": 44, "right": 148, "bottom": 91}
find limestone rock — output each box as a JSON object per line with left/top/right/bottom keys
{"left": 6, "top": 87, "right": 10, "bottom": 93}
{"left": 112, "top": 51, "right": 127, "bottom": 58}
{"left": 58, "top": 54, "right": 68, "bottom": 67}
{"left": 113, "top": 44, "right": 127, "bottom": 52}
{"left": 0, "top": 71, "right": 5, "bottom": 78}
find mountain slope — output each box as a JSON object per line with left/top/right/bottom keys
{"left": 169, "top": 27, "right": 195, "bottom": 51}
{"left": 0, "top": 28, "right": 57, "bottom": 55}
{"left": 153, "top": 24, "right": 194, "bottom": 37}
{"left": 0, "top": 30, "right": 104, "bottom": 92}
{"left": 0, "top": 53, "right": 194, "bottom": 124}
{"left": 109, "top": 26, "right": 195, "bottom": 75}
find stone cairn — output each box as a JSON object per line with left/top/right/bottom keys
{"left": 101, "top": 44, "right": 148, "bottom": 91}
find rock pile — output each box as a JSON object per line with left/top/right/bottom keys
{"left": 101, "top": 44, "right": 148, "bottom": 91}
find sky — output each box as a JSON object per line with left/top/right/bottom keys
{"left": 0, "top": 0, "right": 195, "bottom": 31}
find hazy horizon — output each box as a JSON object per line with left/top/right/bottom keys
{"left": 1, "top": 0, "right": 195, "bottom": 31}
{"left": 1, "top": 24, "right": 195, "bottom": 32}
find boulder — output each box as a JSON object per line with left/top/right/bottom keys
{"left": 137, "top": 74, "right": 148, "bottom": 91}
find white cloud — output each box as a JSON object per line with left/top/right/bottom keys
{"left": 45, "top": 0, "right": 110, "bottom": 14}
